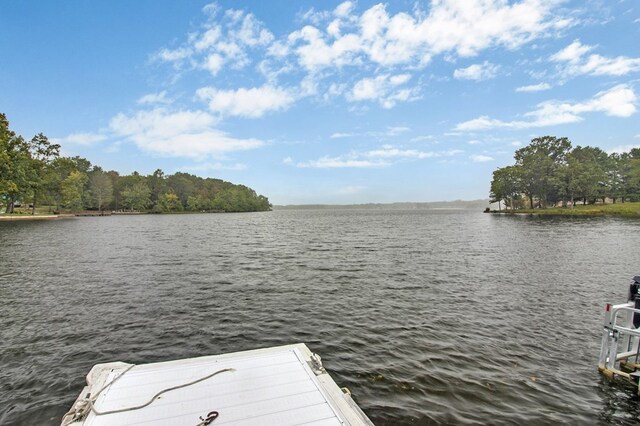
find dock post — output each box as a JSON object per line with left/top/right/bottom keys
{"left": 599, "top": 303, "right": 617, "bottom": 375}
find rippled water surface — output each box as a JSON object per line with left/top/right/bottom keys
{"left": 2, "top": 209, "right": 640, "bottom": 425}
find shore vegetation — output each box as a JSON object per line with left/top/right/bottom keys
{"left": 490, "top": 136, "right": 640, "bottom": 215}
{"left": 0, "top": 113, "right": 271, "bottom": 214}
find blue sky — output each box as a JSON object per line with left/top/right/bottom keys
{"left": 1, "top": 0, "right": 639, "bottom": 204}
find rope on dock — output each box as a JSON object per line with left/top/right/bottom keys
{"left": 61, "top": 366, "right": 235, "bottom": 423}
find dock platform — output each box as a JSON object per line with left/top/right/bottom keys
{"left": 62, "top": 343, "right": 373, "bottom": 425}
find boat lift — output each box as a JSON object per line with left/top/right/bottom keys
{"left": 598, "top": 276, "right": 640, "bottom": 391}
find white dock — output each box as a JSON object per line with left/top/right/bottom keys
{"left": 62, "top": 343, "right": 373, "bottom": 426}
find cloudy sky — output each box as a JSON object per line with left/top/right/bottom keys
{"left": 1, "top": 0, "right": 639, "bottom": 204}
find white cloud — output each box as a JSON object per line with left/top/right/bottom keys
{"left": 350, "top": 77, "right": 382, "bottom": 100}
{"left": 410, "top": 135, "right": 435, "bottom": 142}
{"left": 203, "top": 53, "right": 225, "bottom": 75}
{"left": 194, "top": 27, "right": 221, "bottom": 51}
{"left": 288, "top": 0, "right": 567, "bottom": 72}
{"left": 299, "top": 7, "right": 332, "bottom": 26}
{"left": 153, "top": 2, "right": 573, "bottom": 112}
{"left": 334, "top": 2, "right": 355, "bottom": 18}
{"left": 387, "top": 126, "right": 410, "bottom": 135}
{"left": 202, "top": 3, "right": 219, "bottom": 17}
{"left": 155, "top": 8, "right": 273, "bottom": 76}
{"left": 52, "top": 133, "right": 107, "bottom": 146}
{"left": 551, "top": 39, "right": 640, "bottom": 77}
{"left": 109, "top": 108, "right": 263, "bottom": 158}
{"left": 324, "top": 83, "right": 347, "bottom": 100}
{"left": 389, "top": 74, "right": 411, "bottom": 85}
{"left": 157, "top": 47, "right": 192, "bottom": 62}
{"left": 330, "top": 126, "right": 410, "bottom": 140}
{"left": 196, "top": 85, "right": 295, "bottom": 118}
{"left": 516, "top": 82, "right": 551, "bottom": 92}
{"left": 365, "top": 145, "right": 462, "bottom": 160}
{"left": 419, "top": 0, "right": 570, "bottom": 56}
{"left": 580, "top": 54, "right": 640, "bottom": 76}
{"left": 470, "top": 154, "right": 493, "bottom": 162}
{"left": 579, "top": 84, "right": 637, "bottom": 116}
{"left": 366, "top": 147, "right": 436, "bottom": 159}
{"left": 137, "top": 91, "right": 172, "bottom": 105}
{"left": 297, "top": 156, "right": 389, "bottom": 168}
{"left": 234, "top": 13, "right": 274, "bottom": 46}
{"left": 550, "top": 40, "right": 593, "bottom": 63}
{"left": 349, "top": 74, "right": 417, "bottom": 108}
{"left": 454, "top": 61, "right": 499, "bottom": 81}
{"left": 330, "top": 132, "right": 355, "bottom": 139}
{"left": 456, "top": 84, "right": 637, "bottom": 131}
{"left": 295, "top": 144, "right": 463, "bottom": 169}
{"left": 299, "top": 75, "right": 319, "bottom": 96}
{"left": 282, "top": 156, "right": 293, "bottom": 164}
{"left": 288, "top": 25, "right": 363, "bottom": 70}
{"left": 266, "top": 40, "right": 289, "bottom": 58}
{"left": 456, "top": 116, "right": 512, "bottom": 131}
{"left": 608, "top": 145, "right": 640, "bottom": 154}
{"left": 183, "top": 162, "right": 247, "bottom": 172}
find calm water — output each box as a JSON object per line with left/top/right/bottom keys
{"left": 1, "top": 209, "right": 640, "bottom": 425}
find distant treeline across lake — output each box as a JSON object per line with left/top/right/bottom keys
{"left": 0, "top": 113, "right": 271, "bottom": 214}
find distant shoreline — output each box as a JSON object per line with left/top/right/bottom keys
{"left": 0, "top": 214, "right": 75, "bottom": 221}
{"left": 274, "top": 199, "right": 490, "bottom": 210}
{"left": 0, "top": 210, "right": 270, "bottom": 220}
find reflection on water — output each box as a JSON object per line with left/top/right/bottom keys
{"left": 1, "top": 209, "right": 640, "bottom": 424}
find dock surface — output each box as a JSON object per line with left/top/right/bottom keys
{"left": 63, "top": 343, "right": 372, "bottom": 426}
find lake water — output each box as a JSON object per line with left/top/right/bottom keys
{"left": 1, "top": 209, "right": 640, "bottom": 425}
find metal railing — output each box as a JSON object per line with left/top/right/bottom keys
{"left": 599, "top": 302, "right": 640, "bottom": 377}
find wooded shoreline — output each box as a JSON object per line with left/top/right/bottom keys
{"left": 1, "top": 113, "right": 272, "bottom": 215}
{"left": 490, "top": 136, "right": 640, "bottom": 211}
{"left": 0, "top": 209, "right": 271, "bottom": 221}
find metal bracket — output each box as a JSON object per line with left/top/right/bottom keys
{"left": 308, "top": 354, "right": 326, "bottom": 375}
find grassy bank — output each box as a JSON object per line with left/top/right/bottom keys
{"left": 491, "top": 202, "right": 640, "bottom": 217}
{"left": 0, "top": 206, "right": 97, "bottom": 219}
{"left": 0, "top": 214, "right": 69, "bottom": 221}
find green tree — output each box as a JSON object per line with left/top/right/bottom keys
{"left": 566, "top": 146, "right": 608, "bottom": 205}
{"left": 166, "top": 172, "right": 198, "bottom": 207}
{"left": 88, "top": 168, "right": 114, "bottom": 212}
{"left": 0, "top": 114, "right": 32, "bottom": 213}
{"left": 186, "top": 194, "right": 213, "bottom": 211}
{"left": 515, "top": 136, "right": 572, "bottom": 208}
{"left": 46, "top": 157, "right": 80, "bottom": 211}
{"left": 626, "top": 152, "right": 640, "bottom": 202}
{"left": 608, "top": 153, "right": 628, "bottom": 203}
{"left": 154, "top": 192, "right": 184, "bottom": 212}
{"left": 148, "top": 169, "right": 168, "bottom": 207}
{"left": 490, "top": 166, "right": 521, "bottom": 210}
{"left": 108, "top": 170, "right": 125, "bottom": 211}
{"left": 27, "top": 133, "right": 60, "bottom": 214}
{"left": 70, "top": 156, "right": 92, "bottom": 174}
{"left": 61, "top": 170, "right": 88, "bottom": 211}
{"left": 122, "top": 181, "right": 151, "bottom": 211}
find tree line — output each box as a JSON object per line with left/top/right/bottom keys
{"left": 0, "top": 113, "right": 271, "bottom": 214}
{"left": 490, "top": 136, "right": 640, "bottom": 210}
